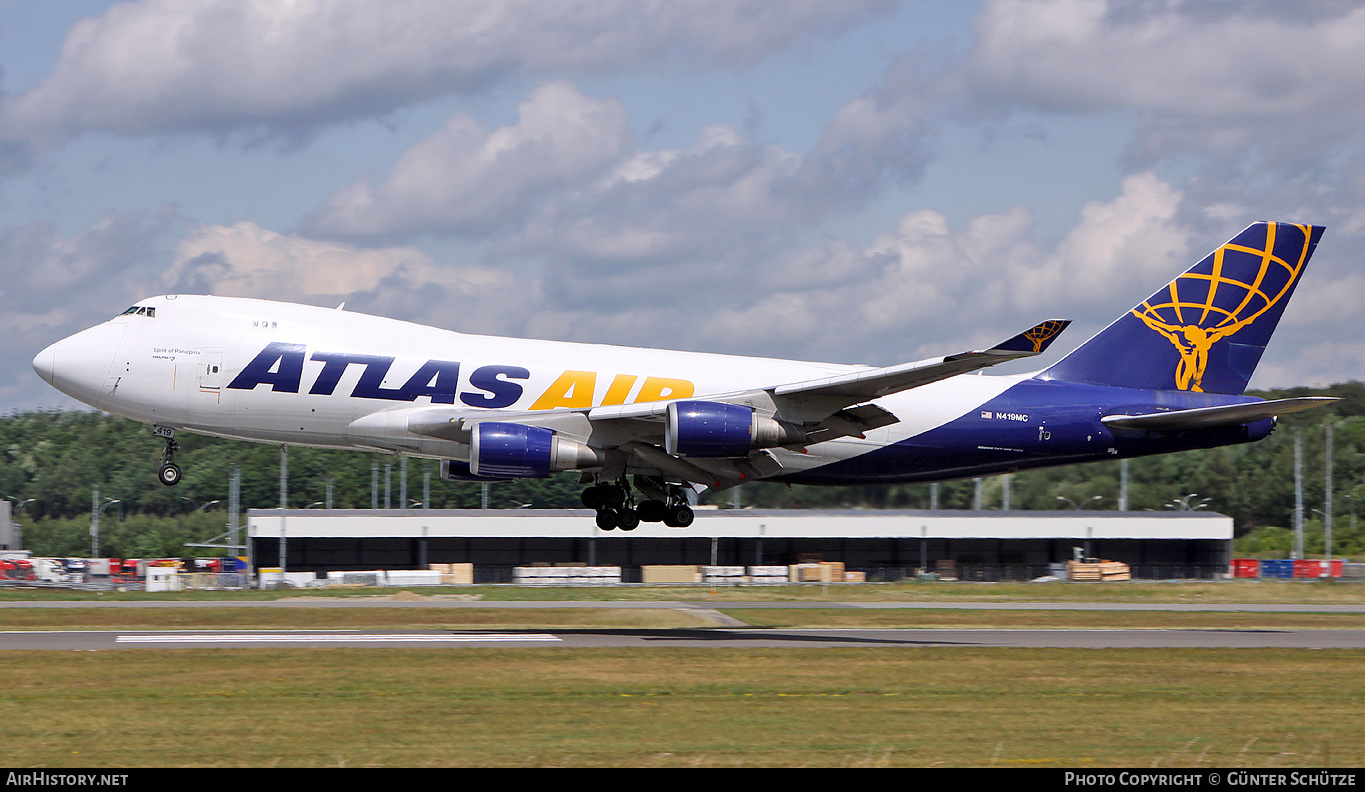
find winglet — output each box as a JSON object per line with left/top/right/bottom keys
{"left": 991, "top": 319, "right": 1071, "bottom": 355}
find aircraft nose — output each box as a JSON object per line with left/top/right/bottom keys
{"left": 32, "top": 325, "right": 127, "bottom": 407}
{"left": 32, "top": 343, "right": 57, "bottom": 385}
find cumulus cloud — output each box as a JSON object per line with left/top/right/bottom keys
{"left": 485, "top": 172, "right": 1201, "bottom": 368}
{"left": 0, "top": 0, "right": 893, "bottom": 140}
{"left": 165, "top": 221, "right": 516, "bottom": 303}
{"left": 671, "top": 172, "right": 1194, "bottom": 365}
{"left": 0, "top": 208, "right": 181, "bottom": 305}
{"left": 306, "top": 82, "right": 631, "bottom": 238}
{"left": 307, "top": 66, "right": 943, "bottom": 316}
{"left": 1013, "top": 171, "right": 1189, "bottom": 310}
{"left": 509, "top": 124, "right": 807, "bottom": 267}
{"left": 966, "top": 0, "right": 1365, "bottom": 164}
{"left": 0, "top": 209, "right": 184, "bottom": 408}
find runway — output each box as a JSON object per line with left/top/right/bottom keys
{"left": 4, "top": 598, "right": 1363, "bottom": 650}
{"left": 5, "top": 598, "right": 1365, "bottom": 612}
{"left": 6, "top": 627, "right": 1365, "bottom": 650}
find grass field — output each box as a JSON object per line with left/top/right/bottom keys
{"left": 1, "top": 647, "right": 1359, "bottom": 767}
{"left": 1, "top": 580, "right": 1362, "bottom": 767}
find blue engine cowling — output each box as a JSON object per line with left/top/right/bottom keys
{"left": 468, "top": 422, "right": 602, "bottom": 478}
{"left": 440, "top": 459, "right": 512, "bottom": 483}
{"left": 471, "top": 422, "right": 554, "bottom": 478}
{"left": 665, "top": 401, "right": 757, "bottom": 457}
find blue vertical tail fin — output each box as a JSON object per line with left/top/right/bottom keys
{"left": 1039, "top": 221, "right": 1325, "bottom": 394}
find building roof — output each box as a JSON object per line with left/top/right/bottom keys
{"left": 247, "top": 508, "right": 1232, "bottom": 541}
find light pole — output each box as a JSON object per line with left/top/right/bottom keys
{"left": 91, "top": 492, "right": 121, "bottom": 558}
{"left": 3, "top": 495, "right": 35, "bottom": 520}
{"left": 1312, "top": 509, "right": 1334, "bottom": 566}
{"left": 1057, "top": 495, "right": 1103, "bottom": 510}
{"left": 1166, "top": 493, "right": 1210, "bottom": 512}
{"left": 1324, "top": 423, "right": 1334, "bottom": 568}
{"left": 2, "top": 495, "right": 35, "bottom": 513}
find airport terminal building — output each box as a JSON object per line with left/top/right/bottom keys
{"left": 247, "top": 508, "right": 1234, "bottom": 582}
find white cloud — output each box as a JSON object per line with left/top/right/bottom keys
{"left": 165, "top": 221, "right": 514, "bottom": 301}
{"left": 307, "top": 82, "right": 631, "bottom": 237}
{"left": 967, "top": 0, "right": 1365, "bottom": 163}
{"left": 0, "top": 0, "right": 893, "bottom": 139}
{"left": 0, "top": 209, "right": 183, "bottom": 408}
{"left": 1013, "top": 171, "right": 1189, "bottom": 311}
{"left": 667, "top": 172, "right": 1192, "bottom": 365}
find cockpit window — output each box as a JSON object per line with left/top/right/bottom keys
{"left": 118, "top": 306, "right": 156, "bottom": 318}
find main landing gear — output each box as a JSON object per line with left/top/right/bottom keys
{"left": 581, "top": 479, "right": 694, "bottom": 530}
{"left": 155, "top": 426, "right": 182, "bottom": 487}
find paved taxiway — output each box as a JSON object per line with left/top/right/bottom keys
{"left": 6, "top": 627, "right": 1365, "bottom": 650}
{"left": 3, "top": 599, "right": 1364, "bottom": 650}
{"left": 5, "top": 599, "right": 1365, "bottom": 611}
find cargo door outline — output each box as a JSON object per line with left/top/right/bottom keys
{"left": 198, "top": 349, "right": 225, "bottom": 404}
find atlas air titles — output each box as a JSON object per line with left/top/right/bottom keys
{"left": 226, "top": 341, "right": 696, "bottom": 410}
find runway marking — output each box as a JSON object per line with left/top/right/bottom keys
{"left": 116, "top": 633, "right": 562, "bottom": 644}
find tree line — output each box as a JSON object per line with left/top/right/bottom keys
{"left": 4, "top": 381, "right": 1363, "bottom": 558}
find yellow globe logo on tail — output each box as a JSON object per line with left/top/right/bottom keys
{"left": 1132, "top": 222, "right": 1313, "bottom": 392}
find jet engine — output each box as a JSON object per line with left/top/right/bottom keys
{"left": 664, "top": 400, "right": 804, "bottom": 457}
{"left": 469, "top": 422, "right": 602, "bottom": 478}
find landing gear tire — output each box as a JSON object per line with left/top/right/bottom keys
{"left": 637, "top": 500, "right": 667, "bottom": 523}
{"left": 155, "top": 428, "right": 182, "bottom": 487}
{"left": 617, "top": 509, "right": 640, "bottom": 531}
{"left": 583, "top": 483, "right": 626, "bottom": 510}
{"left": 595, "top": 508, "right": 619, "bottom": 530}
{"left": 663, "top": 504, "right": 694, "bottom": 528}
{"left": 158, "top": 463, "right": 182, "bottom": 487}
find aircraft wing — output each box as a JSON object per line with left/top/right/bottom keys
{"left": 1100, "top": 397, "right": 1337, "bottom": 432}
{"left": 588, "top": 318, "right": 1071, "bottom": 424}
{"left": 773, "top": 318, "right": 1071, "bottom": 402}
{"left": 382, "top": 319, "right": 1071, "bottom": 487}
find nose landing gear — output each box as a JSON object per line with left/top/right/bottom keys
{"left": 154, "top": 426, "right": 181, "bottom": 487}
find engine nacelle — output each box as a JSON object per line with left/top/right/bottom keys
{"left": 439, "top": 459, "right": 510, "bottom": 483}
{"left": 665, "top": 401, "right": 803, "bottom": 457}
{"left": 469, "top": 422, "right": 602, "bottom": 478}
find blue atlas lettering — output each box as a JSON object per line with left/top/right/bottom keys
{"left": 229, "top": 345, "right": 526, "bottom": 406}
{"left": 227, "top": 342, "right": 306, "bottom": 392}
{"left": 461, "top": 365, "right": 529, "bottom": 408}
{"left": 402, "top": 360, "right": 462, "bottom": 404}
{"left": 308, "top": 352, "right": 390, "bottom": 396}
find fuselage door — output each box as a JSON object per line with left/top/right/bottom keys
{"left": 199, "top": 349, "right": 224, "bottom": 392}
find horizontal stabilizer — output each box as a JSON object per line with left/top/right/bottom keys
{"left": 1100, "top": 397, "right": 1336, "bottom": 432}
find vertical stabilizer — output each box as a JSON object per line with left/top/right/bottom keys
{"left": 1040, "top": 221, "right": 1324, "bottom": 394}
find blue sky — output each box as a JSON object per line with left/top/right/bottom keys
{"left": 5, "top": 0, "right": 1364, "bottom": 411}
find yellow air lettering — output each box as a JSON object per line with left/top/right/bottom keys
{"left": 530, "top": 370, "right": 598, "bottom": 410}
{"left": 601, "top": 374, "right": 638, "bottom": 406}
{"left": 635, "top": 377, "right": 694, "bottom": 402}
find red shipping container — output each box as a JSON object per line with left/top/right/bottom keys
{"left": 1293, "top": 560, "right": 1344, "bottom": 578}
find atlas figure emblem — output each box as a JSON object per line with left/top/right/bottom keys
{"left": 1131, "top": 222, "right": 1309, "bottom": 392}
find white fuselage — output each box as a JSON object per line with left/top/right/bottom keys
{"left": 33, "top": 295, "right": 1019, "bottom": 477}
